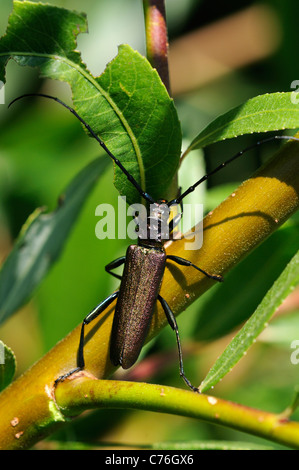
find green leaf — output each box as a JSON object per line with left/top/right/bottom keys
{"left": 184, "top": 92, "right": 299, "bottom": 155}
{"left": 278, "top": 385, "right": 299, "bottom": 420}
{"left": 200, "top": 248, "right": 299, "bottom": 393}
{"left": 0, "top": 340, "right": 16, "bottom": 392}
{"left": 0, "top": 157, "right": 109, "bottom": 325}
{"left": 259, "top": 311, "right": 299, "bottom": 348}
{"left": 286, "top": 385, "right": 299, "bottom": 416}
{"left": 0, "top": 1, "right": 181, "bottom": 204}
{"left": 73, "top": 44, "right": 181, "bottom": 204}
{"left": 195, "top": 224, "right": 299, "bottom": 340}
{"left": 152, "top": 440, "right": 273, "bottom": 450}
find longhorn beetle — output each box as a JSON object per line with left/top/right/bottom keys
{"left": 10, "top": 93, "right": 299, "bottom": 392}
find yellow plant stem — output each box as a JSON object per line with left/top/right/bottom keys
{"left": 0, "top": 139, "right": 298, "bottom": 449}
{"left": 55, "top": 377, "right": 299, "bottom": 449}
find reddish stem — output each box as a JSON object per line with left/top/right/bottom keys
{"left": 143, "top": 0, "right": 171, "bottom": 94}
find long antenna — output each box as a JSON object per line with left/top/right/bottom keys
{"left": 8, "top": 93, "right": 155, "bottom": 204}
{"left": 168, "top": 135, "right": 299, "bottom": 206}
{"left": 9, "top": 94, "right": 299, "bottom": 208}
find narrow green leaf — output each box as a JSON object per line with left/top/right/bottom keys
{"left": 289, "top": 385, "right": 299, "bottom": 415}
{"left": 259, "top": 311, "right": 299, "bottom": 348}
{"left": 184, "top": 92, "right": 299, "bottom": 155}
{"left": 152, "top": 440, "right": 273, "bottom": 450}
{"left": 0, "top": 1, "right": 181, "bottom": 204}
{"left": 195, "top": 224, "right": 299, "bottom": 341}
{"left": 0, "top": 340, "right": 16, "bottom": 392}
{"left": 200, "top": 249, "right": 299, "bottom": 392}
{"left": 0, "top": 157, "right": 109, "bottom": 324}
{"left": 280, "top": 385, "right": 299, "bottom": 419}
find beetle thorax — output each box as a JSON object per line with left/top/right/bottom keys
{"left": 137, "top": 200, "right": 170, "bottom": 245}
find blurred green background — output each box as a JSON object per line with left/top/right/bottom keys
{"left": 0, "top": 0, "right": 299, "bottom": 449}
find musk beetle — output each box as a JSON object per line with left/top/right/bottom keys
{"left": 9, "top": 93, "right": 299, "bottom": 392}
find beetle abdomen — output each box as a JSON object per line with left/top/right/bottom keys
{"left": 110, "top": 244, "right": 166, "bottom": 369}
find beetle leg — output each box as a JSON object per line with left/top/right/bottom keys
{"left": 168, "top": 212, "right": 182, "bottom": 238}
{"left": 166, "top": 254, "right": 223, "bottom": 282}
{"left": 168, "top": 191, "right": 183, "bottom": 239}
{"left": 55, "top": 291, "right": 119, "bottom": 384}
{"left": 105, "top": 256, "right": 126, "bottom": 280}
{"left": 158, "top": 294, "right": 199, "bottom": 393}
